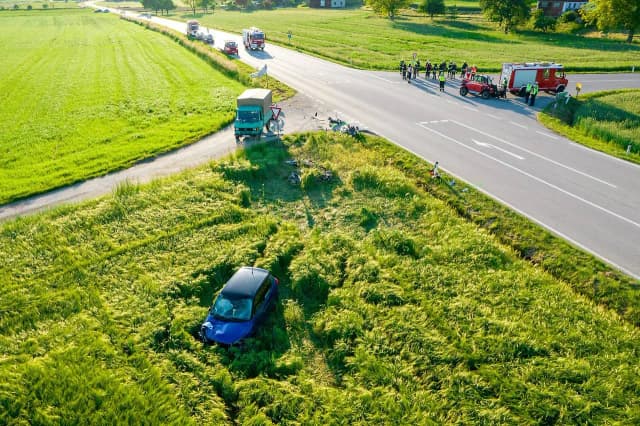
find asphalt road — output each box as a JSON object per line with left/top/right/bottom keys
{"left": 145, "top": 14, "right": 640, "bottom": 278}
{"left": 10, "top": 8, "right": 640, "bottom": 279}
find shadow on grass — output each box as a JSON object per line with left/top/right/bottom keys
{"left": 392, "top": 20, "right": 508, "bottom": 44}
{"left": 516, "top": 30, "right": 640, "bottom": 54}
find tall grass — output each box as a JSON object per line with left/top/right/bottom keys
{"left": 0, "top": 9, "right": 245, "bottom": 204}
{"left": 540, "top": 89, "right": 640, "bottom": 164}
{"left": 1, "top": 131, "right": 639, "bottom": 424}
{"left": 192, "top": 8, "right": 640, "bottom": 71}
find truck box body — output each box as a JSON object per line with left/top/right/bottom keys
{"left": 501, "top": 62, "right": 568, "bottom": 95}
{"left": 235, "top": 89, "right": 273, "bottom": 140}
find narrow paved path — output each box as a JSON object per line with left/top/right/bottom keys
{"left": 0, "top": 93, "right": 330, "bottom": 221}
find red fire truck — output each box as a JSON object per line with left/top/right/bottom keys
{"left": 500, "top": 62, "right": 568, "bottom": 96}
{"left": 242, "top": 27, "right": 265, "bottom": 51}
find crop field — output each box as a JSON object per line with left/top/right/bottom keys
{"left": 2, "top": 131, "right": 639, "bottom": 424}
{"left": 0, "top": 9, "right": 246, "bottom": 204}
{"left": 540, "top": 89, "right": 640, "bottom": 163}
{"left": 190, "top": 8, "right": 640, "bottom": 72}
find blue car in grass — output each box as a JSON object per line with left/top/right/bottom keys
{"left": 200, "top": 267, "right": 279, "bottom": 345}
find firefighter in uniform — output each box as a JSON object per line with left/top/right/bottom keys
{"left": 525, "top": 82, "right": 532, "bottom": 103}
{"left": 502, "top": 76, "right": 508, "bottom": 98}
{"left": 529, "top": 82, "right": 539, "bottom": 107}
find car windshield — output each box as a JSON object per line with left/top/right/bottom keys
{"left": 211, "top": 295, "right": 253, "bottom": 321}
{"left": 226, "top": 42, "right": 237, "bottom": 48}
{"left": 237, "top": 110, "right": 260, "bottom": 123}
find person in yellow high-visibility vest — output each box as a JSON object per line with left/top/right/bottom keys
{"left": 525, "top": 82, "right": 532, "bottom": 103}
{"left": 439, "top": 73, "right": 446, "bottom": 92}
{"left": 529, "top": 82, "right": 539, "bottom": 106}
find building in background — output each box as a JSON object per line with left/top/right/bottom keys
{"left": 309, "top": 0, "right": 345, "bottom": 8}
{"left": 537, "top": 1, "right": 588, "bottom": 17}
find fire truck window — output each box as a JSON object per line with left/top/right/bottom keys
{"left": 543, "top": 69, "right": 550, "bottom": 79}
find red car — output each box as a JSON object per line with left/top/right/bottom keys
{"left": 459, "top": 74, "right": 504, "bottom": 99}
{"left": 223, "top": 40, "right": 238, "bottom": 56}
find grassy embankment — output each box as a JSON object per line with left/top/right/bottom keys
{"left": 540, "top": 89, "right": 640, "bottom": 164}
{"left": 189, "top": 8, "right": 640, "bottom": 72}
{"left": 0, "top": 9, "right": 246, "bottom": 204}
{"left": 2, "top": 131, "right": 640, "bottom": 424}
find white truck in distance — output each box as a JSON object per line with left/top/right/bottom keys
{"left": 242, "top": 27, "right": 265, "bottom": 51}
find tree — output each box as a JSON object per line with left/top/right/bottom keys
{"left": 479, "top": 0, "right": 530, "bottom": 33}
{"left": 419, "top": 0, "right": 445, "bottom": 19}
{"left": 581, "top": 0, "right": 640, "bottom": 43}
{"left": 447, "top": 4, "right": 458, "bottom": 21}
{"left": 199, "top": 0, "right": 211, "bottom": 13}
{"left": 366, "top": 0, "right": 409, "bottom": 19}
{"left": 159, "top": 0, "right": 175, "bottom": 15}
{"left": 186, "top": 0, "right": 198, "bottom": 15}
{"left": 532, "top": 9, "right": 556, "bottom": 32}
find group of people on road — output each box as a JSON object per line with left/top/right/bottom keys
{"left": 401, "top": 59, "right": 478, "bottom": 82}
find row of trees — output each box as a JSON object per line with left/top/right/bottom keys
{"left": 141, "top": 0, "right": 215, "bottom": 15}
{"left": 365, "top": 0, "right": 638, "bottom": 43}
{"left": 141, "top": 0, "right": 175, "bottom": 15}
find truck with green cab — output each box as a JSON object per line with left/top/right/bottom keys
{"left": 234, "top": 89, "right": 273, "bottom": 142}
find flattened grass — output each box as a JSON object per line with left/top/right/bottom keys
{"left": 0, "top": 9, "right": 246, "bottom": 204}
{"left": 2, "top": 131, "right": 639, "bottom": 424}
{"left": 540, "top": 89, "right": 640, "bottom": 164}
{"left": 192, "top": 8, "right": 640, "bottom": 71}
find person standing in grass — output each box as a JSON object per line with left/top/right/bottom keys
{"left": 525, "top": 82, "right": 532, "bottom": 103}
{"left": 439, "top": 73, "right": 446, "bottom": 92}
{"left": 426, "top": 61, "right": 432, "bottom": 78}
{"left": 431, "top": 161, "right": 440, "bottom": 178}
{"left": 529, "top": 82, "right": 539, "bottom": 106}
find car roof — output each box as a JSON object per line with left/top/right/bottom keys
{"left": 221, "top": 267, "right": 270, "bottom": 298}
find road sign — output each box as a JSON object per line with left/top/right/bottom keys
{"left": 270, "top": 105, "right": 282, "bottom": 120}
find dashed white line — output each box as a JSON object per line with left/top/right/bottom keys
{"left": 464, "top": 106, "right": 479, "bottom": 112}
{"left": 509, "top": 121, "right": 528, "bottom": 129}
{"left": 450, "top": 119, "right": 617, "bottom": 188}
{"left": 536, "top": 130, "right": 559, "bottom": 140}
{"left": 485, "top": 113, "right": 502, "bottom": 120}
{"left": 417, "top": 122, "right": 637, "bottom": 229}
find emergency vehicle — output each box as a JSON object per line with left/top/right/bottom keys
{"left": 242, "top": 27, "right": 265, "bottom": 51}
{"left": 500, "top": 62, "right": 568, "bottom": 96}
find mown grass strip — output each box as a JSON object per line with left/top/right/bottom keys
{"left": 539, "top": 89, "right": 640, "bottom": 165}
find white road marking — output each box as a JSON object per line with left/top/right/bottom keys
{"left": 417, "top": 122, "right": 639, "bottom": 229}
{"left": 485, "top": 113, "right": 502, "bottom": 120}
{"left": 509, "top": 121, "right": 528, "bottom": 129}
{"left": 536, "top": 130, "right": 558, "bottom": 140}
{"left": 450, "top": 119, "right": 617, "bottom": 188}
{"left": 473, "top": 139, "right": 525, "bottom": 160}
{"left": 370, "top": 74, "right": 397, "bottom": 84}
{"left": 464, "top": 106, "right": 479, "bottom": 112}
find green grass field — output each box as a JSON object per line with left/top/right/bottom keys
{"left": 187, "top": 8, "right": 640, "bottom": 71}
{"left": 540, "top": 89, "right": 640, "bottom": 163}
{"left": 0, "top": 9, "right": 246, "bottom": 204}
{"left": 2, "top": 131, "right": 639, "bottom": 424}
